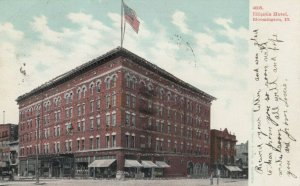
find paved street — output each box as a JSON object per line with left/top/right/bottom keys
{"left": 0, "top": 178, "right": 247, "bottom": 186}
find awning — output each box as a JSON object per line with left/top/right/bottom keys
{"left": 155, "top": 161, "right": 170, "bottom": 168}
{"left": 0, "top": 161, "right": 6, "bottom": 167}
{"left": 125, "top": 159, "right": 143, "bottom": 168}
{"left": 225, "top": 165, "right": 242, "bottom": 172}
{"left": 88, "top": 159, "right": 116, "bottom": 168}
{"left": 141, "top": 160, "right": 158, "bottom": 168}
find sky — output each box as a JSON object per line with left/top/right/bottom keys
{"left": 0, "top": 0, "right": 250, "bottom": 143}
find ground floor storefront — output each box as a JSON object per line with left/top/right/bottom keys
{"left": 19, "top": 150, "right": 209, "bottom": 178}
{"left": 211, "top": 164, "right": 242, "bottom": 178}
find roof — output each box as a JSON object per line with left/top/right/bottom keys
{"left": 16, "top": 47, "right": 216, "bottom": 102}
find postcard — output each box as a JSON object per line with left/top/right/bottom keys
{"left": 0, "top": 0, "right": 299, "bottom": 186}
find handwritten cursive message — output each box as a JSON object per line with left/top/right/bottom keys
{"left": 251, "top": 29, "right": 297, "bottom": 179}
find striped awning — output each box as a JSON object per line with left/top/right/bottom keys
{"left": 155, "top": 161, "right": 170, "bottom": 168}
{"left": 88, "top": 159, "right": 116, "bottom": 168}
{"left": 225, "top": 165, "right": 242, "bottom": 172}
{"left": 141, "top": 160, "right": 158, "bottom": 168}
{"left": 124, "top": 159, "right": 143, "bottom": 168}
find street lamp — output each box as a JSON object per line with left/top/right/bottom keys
{"left": 36, "top": 114, "right": 40, "bottom": 184}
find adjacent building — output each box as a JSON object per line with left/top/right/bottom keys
{"left": 0, "top": 123, "right": 19, "bottom": 175}
{"left": 16, "top": 47, "right": 215, "bottom": 178}
{"left": 235, "top": 141, "right": 248, "bottom": 178}
{"left": 210, "top": 128, "right": 240, "bottom": 178}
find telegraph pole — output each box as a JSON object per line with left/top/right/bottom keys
{"left": 36, "top": 114, "right": 40, "bottom": 184}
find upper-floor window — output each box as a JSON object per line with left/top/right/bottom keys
{"left": 96, "top": 80, "right": 101, "bottom": 93}
{"left": 111, "top": 75, "right": 117, "bottom": 88}
{"left": 89, "top": 82, "right": 94, "bottom": 95}
{"left": 112, "top": 92, "right": 116, "bottom": 107}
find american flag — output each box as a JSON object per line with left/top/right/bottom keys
{"left": 123, "top": 2, "right": 140, "bottom": 33}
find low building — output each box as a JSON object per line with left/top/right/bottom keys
{"left": 16, "top": 47, "right": 215, "bottom": 178}
{"left": 235, "top": 141, "right": 248, "bottom": 178}
{"left": 210, "top": 128, "right": 241, "bottom": 178}
{"left": 0, "top": 123, "right": 19, "bottom": 176}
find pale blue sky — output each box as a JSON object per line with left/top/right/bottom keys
{"left": 0, "top": 0, "right": 250, "bottom": 142}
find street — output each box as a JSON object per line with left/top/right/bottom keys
{"left": 0, "top": 178, "right": 248, "bottom": 186}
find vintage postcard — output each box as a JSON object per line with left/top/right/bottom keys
{"left": 0, "top": 0, "right": 299, "bottom": 186}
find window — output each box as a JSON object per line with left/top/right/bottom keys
{"left": 112, "top": 112, "right": 116, "bottom": 126}
{"left": 82, "top": 104, "right": 85, "bottom": 115}
{"left": 106, "top": 136, "right": 110, "bottom": 148}
{"left": 106, "top": 79, "right": 111, "bottom": 90}
{"left": 90, "top": 138, "right": 94, "bottom": 149}
{"left": 168, "top": 123, "right": 171, "bottom": 134}
{"left": 90, "top": 101, "right": 94, "bottom": 113}
{"left": 111, "top": 76, "right": 117, "bottom": 87}
{"left": 131, "top": 114, "right": 136, "bottom": 127}
{"left": 156, "top": 140, "right": 159, "bottom": 151}
{"left": 148, "top": 118, "right": 152, "bottom": 126}
{"left": 82, "top": 86, "right": 86, "bottom": 98}
{"left": 132, "top": 96, "right": 136, "bottom": 108}
{"left": 57, "top": 143, "right": 60, "bottom": 153}
{"left": 125, "top": 135, "right": 130, "bottom": 148}
{"left": 96, "top": 116, "right": 101, "bottom": 129}
{"left": 126, "top": 94, "right": 130, "bottom": 107}
{"left": 131, "top": 135, "right": 135, "bottom": 148}
{"left": 77, "top": 88, "right": 81, "bottom": 100}
{"left": 96, "top": 137, "right": 100, "bottom": 148}
{"left": 90, "top": 118, "right": 94, "bottom": 130}
{"left": 126, "top": 76, "right": 130, "bottom": 88}
{"left": 77, "top": 105, "right": 81, "bottom": 116}
{"left": 96, "top": 81, "right": 101, "bottom": 93}
{"left": 112, "top": 135, "right": 116, "bottom": 147}
{"left": 96, "top": 99, "right": 101, "bottom": 110}
{"left": 106, "top": 114, "right": 110, "bottom": 127}
{"left": 125, "top": 113, "right": 130, "bottom": 125}
{"left": 81, "top": 139, "right": 85, "bottom": 150}
{"left": 112, "top": 92, "right": 116, "bottom": 107}
{"left": 156, "top": 120, "right": 160, "bottom": 132}
{"left": 82, "top": 121, "right": 85, "bottom": 132}
{"left": 148, "top": 136, "right": 151, "bottom": 148}
{"left": 77, "top": 140, "right": 80, "bottom": 150}
{"left": 106, "top": 94, "right": 111, "bottom": 108}
{"left": 90, "top": 83, "right": 94, "bottom": 95}
{"left": 77, "top": 121, "right": 81, "bottom": 131}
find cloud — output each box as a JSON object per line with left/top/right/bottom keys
{"left": 0, "top": 22, "right": 24, "bottom": 41}
{"left": 172, "top": 11, "right": 190, "bottom": 34}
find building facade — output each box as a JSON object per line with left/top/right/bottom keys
{"left": 0, "top": 123, "right": 19, "bottom": 175}
{"left": 235, "top": 141, "right": 248, "bottom": 178}
{"left": 17, "top": 47, "right": 215, "bottom": 178}
{"left": 210, "top": 128, "right": 240, "bottom": 178}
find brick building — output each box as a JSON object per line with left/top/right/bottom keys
{"left": 0, "top": 123, "right": 19, "bottom": 174}
{"left": 16, "top": 47, "right": 215, "bottom": 178}
{"left": 210, "top": 128, "right": 240, "bottom": 178}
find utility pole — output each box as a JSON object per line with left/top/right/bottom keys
{"left": 36, "top": 114, "right": 40, "bottom": 184}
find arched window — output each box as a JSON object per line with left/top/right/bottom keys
{"left": 82, "top": 85, "right": 87, "bottom": 98}
{"left": 111, "top": 75, "right": 117, "bottom": 88}
{"left": 77, "top": 87, "right": 82, "bottom": 100}
{"left": 89, "top": 82, "right": 94, "bottom": 95}
{"left": 125, "top": 74, "right": 131, "bottom": 88}
{"left": 159, "top": 88, "right": 164, "bottom": 99}
{"left": 96, "top": 80, "right": 101, "bottom": 93}
{"left": 131, "top": 76, "right": 137, "bottom": 89}
{"left": 105, "top": 76, "right": 111, "bottom": 90}
{"left": 167, "top": 92, "right": 171, "bottom": 101}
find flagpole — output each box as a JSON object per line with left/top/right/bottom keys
{"left": 121, "top": 0, "right": 123, "bottom": 48}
